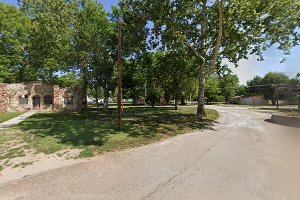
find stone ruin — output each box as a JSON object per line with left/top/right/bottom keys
{"left": 0, "top": 81, "right": 82, "bottom": 113}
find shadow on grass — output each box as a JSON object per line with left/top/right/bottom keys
{"left": 16, "top": 106, "right": 217, "bottom": 150}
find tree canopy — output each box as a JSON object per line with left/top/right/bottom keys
{"left": 120, "top": 0, "right": 300, "bottom": 116}
{"left": 0, "top": 0, "right": 299, "bottom": 114}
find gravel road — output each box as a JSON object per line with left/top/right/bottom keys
{"left": 1, "top": 106, "right": 299, "bottom": 200}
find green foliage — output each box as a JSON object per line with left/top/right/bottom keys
{"left": 1, "top": 0, "right": 299, "bottom": 113}
{"left": 236, "top": 85, "right": 247, "bottom": 96}
{"left": 247, "top": 76, "right": 264, "bottom": 96}
{"left": 146, "top": 87, "right": 162, "bottom": 107}
{"left": 261, "top": 72, "right": 289, "bottom": 104}
{"left": 155, "top": 51, "right": 197, "bottom": 103}
{"left": 219, "top": 73, "right": 240, "bottom": 102}
{"left": 122, "top": 53, "right": 156, "bottom": 101}
{"left": 120, "top": 0, "right": 299, "bottom": 113}
{"left": 58, "top": 73, "right": 82, "bottom": 88}
{"left": 73, "top": 0, "right": 116, "bottom": 108}
{"left": 247, "top": 72, "right": 293, "bottom": 104}
{"left": 19, "top": 0, "right": 77, "bottom": 83}
{"left": 206, "top": 72, "right": 240, "bottom": 103}
{"left": 120, "top": 0, "right": 299, "bottom": 68}
{"left": 205, "top": 77, "right": 222, "bottom": 103}
{"left": 0, "top": 3, "right": 32, "bottom": 83}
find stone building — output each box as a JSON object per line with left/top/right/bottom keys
{"left": 0, "top": 81, "right": 82, "bottom": 113}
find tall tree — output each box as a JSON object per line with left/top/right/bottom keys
{"left": 120, "top": 0, "right": 300, "bottom": 118}
{"left": 19, "top": 0, "right": 76, "bottom": 83}
{"left": 247, "top": 72, "right": 290, "bottom": 105}
{"left": 246, "top": 76, "right": 264, "bottom": 96}
{"left": 155, "top": 50, "right": 197, "bottom": 109}
{"left": 0, "top": 3, "right": 33, "bottom": 83}
{"left": 219, "top": 73, "right": 240, "bottom": 102}
{"left": 74, "top": 0, "right": 113, "bottom": 110}
{"left": 261, "top": 72, "right": 290, "bottom": 105}
{"left": 205, "top": 76, "right": 222, "bottom": 103}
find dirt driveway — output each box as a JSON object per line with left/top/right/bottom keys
{"left": 0, "top": 106, "right": 299, "bottom": 200}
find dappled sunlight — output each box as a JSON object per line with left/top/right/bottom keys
{"left": 15, "top": 106, "right": 218, "bottom": 154}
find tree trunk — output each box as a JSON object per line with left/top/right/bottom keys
{"left": 95, "top": 83, "right": 99, "bottom": 117}
{"left": 196, "top": 0, "right": 207, "bottom": 119}
{"left": 80, "top": 55, "right": 88, "bottom": 110}
{"left": 197, "top": 61, "right": 207, "bottom": 118}
{"left": 133, "top": 95, "right": 138, "bottom": 105}
{"left": 180, "top": 97, "right": 186, "bottom": 105}
{"left": 103, "top": 82, "right": 109, "bottom": 111}
{"left": 165, "top": 93, "right": 171, "bottom": 105}
{"left": 271, "top": 99, "right": 276, "bottom": 105}
{"left": 197, "top": 0, "right": 224, "bottom": 119}
{"left": 175, "top": 98, "right": 178, "bottom": 110}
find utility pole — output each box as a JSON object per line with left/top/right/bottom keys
{"left": 117, "top": 17, "right": 124, "bottom": 128}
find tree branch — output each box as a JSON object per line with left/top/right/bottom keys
{"left": 164, "top": 27, "right": 206, "bottom": 63}
{"left": 209, "top": 0, "right": 224, "bottom": 75}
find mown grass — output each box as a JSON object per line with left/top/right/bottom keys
{"left": 7, "top": 106, "right": 219, "bottom": 158}
{"left": 249, "top": 105, "right": 299, "bottom": 117}
{"left": 0, "top": 112, "right": 24, "bottom": 124}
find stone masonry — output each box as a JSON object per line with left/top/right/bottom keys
{"left": 0, "top": 81, "right": 82, "bottom": 113}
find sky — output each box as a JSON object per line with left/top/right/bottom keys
{"left": 1, "top": 0, "right": 299, "bottom": 85}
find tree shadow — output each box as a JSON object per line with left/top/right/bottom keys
{"left": 16, "top": 106, "right": 216, "bottom": 149}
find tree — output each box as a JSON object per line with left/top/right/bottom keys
{"left": 146, "top": 87, "right": 161, "bottom": 108}
{"left": 247, "top": 72, "right": 290, "bottom": 105}
{"left": 58, "top": 73, "right": 81, "bottom": 87}
{"left": 219, "top": 73, "right": 240, "bottom": 102}
{"left": 246, "top": 76, "right": 263, "bottom": 96}
{"left": 236, "top": 85, "right": 246, "bottom": 97}
{"left": 120, "top": 0, "right": 300, "bottom": 119}
{"left": 73, "top": 0, "right": 113, "bottom": 111}
{"left": 122, "top": 52, "right": 154, "bottom": 103}
{"left": 19, "top": 0, "right": 76, "bottom": 83}
{"left": 91, "top": 27, "right": 116, "bottom": 111}
{"left": 290, "top": 73, "right": 300, "bottom": 85}
{"left": 0, "top": 3, "right": 33, "bottom": 83}
{"left": 261, "top": 72, "right": 290, "bottom": 105}
{"left": 205, "top": 76, "right": 222, "bottom": 103}
{"left": 155, "top": 50, "right": 197, "bottom": 110}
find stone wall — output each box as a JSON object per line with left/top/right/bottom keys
{"left": 0, "top": 81, "right": 81, "bottom": 113}
{"left": 60, "top": 87, "right": 81, "bottom": 112}
{"left": 53, "top": 85, "right": 63, "bottom": 111}
{"left": 0, "top": 84, "right": 8, "bottom": 113}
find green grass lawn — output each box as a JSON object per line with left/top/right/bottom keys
{"left": 0, "top": 106, "right": 218, "bottom": 161}
{"left": 249, "top": 105, "right": 299, "bottom": 113}
{"left": 0, "top": 112, "right": 24, "bottom": 124}
{"left": 249, "top": 105, "right": 300, "bottom": 118}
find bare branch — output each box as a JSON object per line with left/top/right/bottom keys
{"left": 184, "top": 40, "right": 205, "bottom": 63}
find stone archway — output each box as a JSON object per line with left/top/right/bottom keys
{"left": 32, "top": 95, "right": 40, "bottom": 110}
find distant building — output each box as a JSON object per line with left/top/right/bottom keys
{"left": 228, "top": 96, "right": 267, "bottom": 106}
{"left": 0, "top": 81, "right": 82, "bottom": 113}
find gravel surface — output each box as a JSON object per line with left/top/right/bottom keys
{"left": 0, "top": 106, "right": 299, "bottom": 200}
